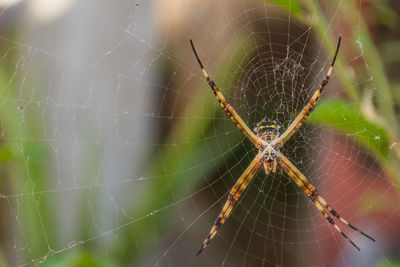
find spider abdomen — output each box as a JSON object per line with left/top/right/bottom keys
{"left": 263, "top": 148, "right": 277, "bottom": 174}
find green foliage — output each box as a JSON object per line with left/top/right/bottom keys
{"left": 309, "top": 99, "right": 390, "bottom": 160}
{"left": 43, "top": 251, "right": 120, "bottom": 267}
{"left": 377, "top": 258, "right": 400, "bottom": 267}
{"left": 265, "top": 0, "right": 303, "bottom": 20}
{"left": 374, "top": 1, "right": 399, "bottom": 30}
{"left": 0, "top": 65, "right": 55, "bottom": 259}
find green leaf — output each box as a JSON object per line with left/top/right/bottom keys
{"left": 308, "top": 99, "right": 389, "bottom": 161}
{"left": 375, "top": 3, "right": 399, "bottom": 30}
{"left": 0, "top": 64, "right": 55, "bottom": 259}
{"left": 0, "top": 145, "right": 14, "bottom": 162}
{"left": 264, "top": 0, "right": 303, "bottom": 19}
{"left": 377, "top": 258, "right": 400, "bottom": 267}
{"left": 42, "top": 250, "right": 120, "bottom": 267}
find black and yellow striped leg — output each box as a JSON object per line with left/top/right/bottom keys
{"left": 196, "top": 152, "right": 265, "bottom": 256}
{"left": 277, "top": 152, "right": 374, "bottom": 250}
{"left": 312, "top": 198, "right": 360, "bottom": 250}
{"left": 317, "top": 197, "right": 375, "bottom": 242}
{"left": 190, "top": 40, "right": 264, "bottom": 149}
{"left": 278, "top": 152, "right": 375, "bottom": 243}
{"left": 278, "top": 36, "right": 341, "bottom": 147}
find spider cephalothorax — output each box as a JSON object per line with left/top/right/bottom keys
{"left": 254, "top": 118, "right": 281, "bottom": 142}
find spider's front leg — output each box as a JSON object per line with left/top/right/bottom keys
{"left": 190, "top": 40, "right": 265, "bottom": 149}
{"left": 276, "top": 36, "right": 341, "bottom": 147}
{"left": 196, "top": 151, "right": 265, "bottom": 256}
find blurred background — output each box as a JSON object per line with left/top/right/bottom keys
{"left": 0, "top": 0, "right": 399, "bottom": 266}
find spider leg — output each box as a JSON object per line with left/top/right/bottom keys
{"left": 277, "top": 36, "right": 341, "bottom": 147}
{"left": 196, "top": 152, "right": 264, "bottom": 256}
{"left": 190, "top": 40, "right": 264, "bottom": 149}
{"left": 277, "top": 152, "right": 374, "bottom": 241}
{"left": 316, "top": 194, "right": 375, "bottom": 241}
{"left": 277, "top": 151, "right": 374, "bottom": 250}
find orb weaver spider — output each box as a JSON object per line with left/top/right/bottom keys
{"left": 190, "top": 37, "right": 375, "bottom": 256}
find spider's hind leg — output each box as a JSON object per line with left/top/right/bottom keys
{"left": 316, "top": 195, "right": 375, "bottom": 242}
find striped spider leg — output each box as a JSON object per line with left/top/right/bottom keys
{"left": 275, "top": 36, "right": 341, "bottom": 148}
{"left": 190, "top": 40, "right": 270, "bottom": 255}
{"left": 190, "top": 40, "right": 266, "bottom": 150}
{"left": 196, "top": 151, "right": 265, "bottom": 256}
{"left": 277, "top": 152, "right": 375, "bottom": 250}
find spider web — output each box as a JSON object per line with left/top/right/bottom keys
{"left": 0, "top": 0, "right": 399, "bottom": 266}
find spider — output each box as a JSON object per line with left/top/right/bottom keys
{"left": 190, "top": 37, "right": 375, "bottom": 256}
